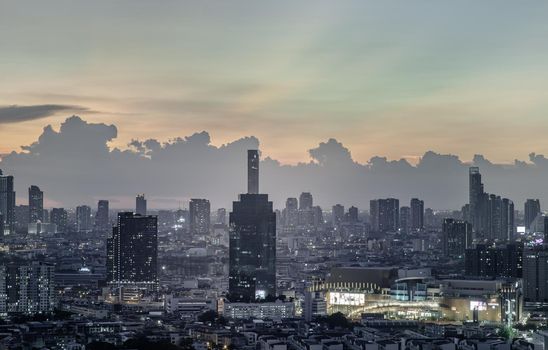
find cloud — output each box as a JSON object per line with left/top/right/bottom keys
{"left": 0, "top": 115, "right": 547, "bottom": 210}
{"left": 0, "top": 104, "right": 89, "bottom": 124}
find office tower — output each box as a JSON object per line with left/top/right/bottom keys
{"left": 0, "top": 170, "right": 15, "bottom": 235}
{"left": 216, "top": 208, "right": 227, "bottom": 225}
{"left": 523, "top": 249, "right": 548, "bottom": 303}
{"left": 410, "top": 198, "right": 424, "bottom": 231}
{"left": 28, "top": 185, "right": 43, "bottom": 224}
{"left": 50, "top": 208, "right": 68, "bottom": 233}
{"left": 76, "top": 205, "right": 92, "bottom": 232}
{"left": 442, "top": 219, "right": 473, "bottom": 258}
{"left": 107, "top": 212, "right": 158, "bottom": 291}
{"left": 247, "top": 150, "right": 259, "bottom": 194}
{"left": 284, "top": 198, "right": 299, "bottom": 228}
{"left": 0, "top": 262, "right": 56, "bottom": 314}
{"left": 525, "top": 199, "right": 541, "bottom": 231}
{"left": 332, "top": 204, "right": 344, "bottom": 227}
{"left": 346, "top": 206, "right": 359, "bottom": 223}
{"left": 469, "top": 167, "right": 484, "bottom": 233}
{"left": 136, "top": 194, "right": 147, "bottom": 216}
{"left": 229, "top": 150, "right": 276, "bottom": 302}
{"left": 399, "top": 206, "right": 411, "bottom": 234}
{"left": 369, "top": 198, "right": 399, "bottom": 233}
{"left": 299, "top": 192, "right": 313, "bottom": 210}
{"left": 465, "top": 243, "right": 523, "bottom": 278}
{"left": 312, "top": 206, "right": 324, "bottom": 227}
{"left": 14, "top": 205, "right": 28, "bottom": 233}
{"left": 94, "top": 200, "right": 110, "bottom": 232}
{"left": 189, "top": 199, "right": 210, "bottom": 235}
{"left": 501, "top": 198, "right": 515, "bottom": 241}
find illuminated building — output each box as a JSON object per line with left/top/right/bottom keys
{"left": 370, "top": 198, "right": 399, "bottom": 233}
{"left": 107, "top": 212, "right": 158, "bottom": 300}
{"left": 442, "top": 219, "right": 472, "bottom": 258}
{"left": 229, "top": 149, "right": 276, "bottom": 302}
{"left": 189, "top": 198, "right": 210, "bottom": 235}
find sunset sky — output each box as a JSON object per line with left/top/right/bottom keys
{"left": 2, "top": 1, "right": 548, "bottom": 164}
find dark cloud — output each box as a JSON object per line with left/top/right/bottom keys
{"left": 0, "top": 116, "right": 547, "bottom": 210}
{"left": 0, "top": 104, "right": 89, "bottom": 124}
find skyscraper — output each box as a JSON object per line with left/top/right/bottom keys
{"left": 107, "top": 212, "right": 158, "bottom": 291}
{"left": 247, "top": 150, "right": 259, "bottom": 194}
{"left": 0, "top": 170, "right": 15, "bottom": 235}
{"left": 410, "top": 198, "right": 424, "bottom": 231}
{"left": 229, "top": 150, "right": 276, "bottom": 302}
{"left": 442, "top": 218, "right": 473, "bottom": 258}
{"left": 523, "top": 248, "right": 548, "bottom": 303}
{"left": 28, "top": 185, "right": 44, "bottom": 224}
{"left": 50, "top": 208, "right": 68, "bottom": 233}
{"left": 332, "top": 204, "right": 344, "bottom": 227}
{"left": 189, "top": 199, "right": 210, "bottom": 235}
{"left": 399, "top": 206, "right": 411, "bottom": 234}
{"left": 95, "top": 200, "right": 110, "bottom": 232}
{"left": 76, "top": 205, "right": 92, "bottom": 232}
{"left": 524, "top": 199, "right": 541, "bottom": 231}
{"left": 369, "top": 198, "right": 399, "bottom": 233}
{"left": 136, "top": 194, "right": 147, "bottom": 216}
{"left": 469, "top": 167, "right": 484, "bottom": 233}
{"left": 299, "top": 192, "right": 313, "bottom": 211}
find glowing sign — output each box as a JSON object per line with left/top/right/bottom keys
{"left": 517, "top": 226, "right": 526, "bottom": 234}
{"left": 329, "top": 292, "right": 365, "bottom": 306}
{"left": 470, "top": 301, "right": 487, "bottom": 311}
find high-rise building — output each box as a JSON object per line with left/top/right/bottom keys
{"left": 442, "top": 219, "right": 473, "bottom": 258}
{"left": 216, "top": 208, "right": 227, "bottom": 225}
{"left": 299, "top": 192, "right": 313, "bottom": 211}
{"left": 76, "top": 205, "right": 92, "bottom": 232}
{"left": 524, "top": 199, "right": 541, "bottom": 231}
{"left": 50, "top": 208, "right": 68, "bottom": 233}
{"left": 469, "top": 167, "right": 484, "bottom": 233}
{"left": 399, "top": 206, "right": 411, "bottom": 234}
{"left": 107, "top": 212, "right": 158, "bottom": 291}
{"left": 28, "top": 185, "right": 43, "bottom": 224}
{"left": 0, "top": 170, "right": 15, "bottom": 235}
{"left": 284, "top": 198, "right": 299, "bottom": 228}
{"left": 346, "top": 206, "right": 359, "bottom": 223}
{"left": 369, "top": 198, "right": 399, "bottom": 233}
{"left": 410, "top": 198, "right": 424, "bottom": 231}
{"left": 465, "top": 243, "right": 523, "bottom": 278}
{"left": 136, "top": 194, "right": 147, "bottom": 216}
{"left": 229, "top": 150, "right": 276, "bottom": 302}
{"left": 94, "top": 200, "right": 110, "bottom": 232}
{"left": 0, "top": 262, "right": 56, "bottom": 315}
{"left": 523, "top": 248, "right": 548, "bottom": 303}
{"left": 332, "top": 204, "right": 344, "bottom": 227}
{"left": 247, "top": 150, "right": 259, "bottom": 194}
{"left": 189, "top": 199, "right": 210, "bottom": 235}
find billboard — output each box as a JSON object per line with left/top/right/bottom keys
{"left": 329, "top": 292, "right": 365, "bottom": 306}
{"left": 470, "top": 301, "right": 487, "bottom": 311}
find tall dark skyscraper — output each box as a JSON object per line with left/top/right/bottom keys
{"left": 76, "top": 205, "right": 92, "bottom": 232}
{"left": 136, "top": 194, "right": 147, "bottom": 216}
{"left": 369, "top": 198, "right": 399, "bottom": 233}
{"left": 284, "top": 197, "right": 299, "bottom": 228}
{"left": 28, "top": 185, "right": 44, "bottom": 224}
{"left": 95, "top": 200, "right": 110, "bottom": 232}
{"left": 247, "top": 150, "right": 259, "bottom": 194}
{"left": 189, "top": 199, "right": 210, "bottom": 235}
{"left": 50, "top": 208, "right": 68, "bottom": 233}
{"left": 399, "top": 206, "right": 410, "bottom": 234}
{"left": 0, "top": 170, "right": 15, "bottom": 235}
{"left": 524, "top": 199, "right": 541, "bottom": 231}
{"left": 107, "top": 212, "right": 158, "bottom": 291}
{"left": 229, "top": 150, "right": 276, "bottom": 302}
{"left": 410, "top": 198, "right": 424, "bottom": 231}
{"left": 469, "top": 167, "right": 484, "bottom": 233}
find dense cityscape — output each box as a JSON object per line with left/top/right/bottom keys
{"left": 0, "top": 148, "right": 547, "bottom": 349}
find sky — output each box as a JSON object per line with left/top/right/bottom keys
{"left": 2, "top": 1, "right": 548, "bottom": 165}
